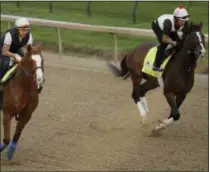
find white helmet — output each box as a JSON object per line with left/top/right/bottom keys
{"left": 173, "top": 5, "right": 189, "bottom": 21}
{"left": 15, "top": 17, "right": 30, "bottom": 28}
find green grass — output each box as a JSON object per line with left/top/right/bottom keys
{"left": 1, "top": 1, "right": 209, "bottom": 56}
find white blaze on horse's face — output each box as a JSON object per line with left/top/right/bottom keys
{"left": 196, "top": 32, "right": 206, "bottom": 56}
{"left": 32, "top": 54, "right": 44, "bottom": 89}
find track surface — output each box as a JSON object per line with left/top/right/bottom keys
{"left": 1, "top": 52, "right": 209, "bottom": 171}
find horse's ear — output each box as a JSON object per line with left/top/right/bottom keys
{"left": 37, "top": 42, "right": 43, "bottom": 50}
{"left": 190, "top": 21, "right": 193, "bottom": 28}
{"left": 27, "top": 44, "right": 32, "bottom": 53}
{"left": 32, "top": 42, "right": 43, "bottom": 52}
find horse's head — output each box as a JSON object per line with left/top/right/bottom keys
{"left": 183, "top": 21, "right": 203, "bottom": 34}
{"left": 181, "top": 21, "right": 203, "bottom": 43}
{"left": 182, "top": 22, "right": 206, "bottom": 59}
{"left": 20, "top": 42, "right": 45, "bottom": 89}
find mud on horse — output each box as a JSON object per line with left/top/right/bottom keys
{"left": 107, "top": 22, "right": 206, "bottom": 131}
{"left": 0, "top": 43, "right": 45, "bottom": 160}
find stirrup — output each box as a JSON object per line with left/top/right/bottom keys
{"left": 152, "top": 66, "right": 163, "bottom": 72}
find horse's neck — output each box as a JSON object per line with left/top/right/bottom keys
{"left": 14, "top": 65, "right": 36, "bottom": 90}
{"left": 174, "top": 50, "right": 196, "bottom": 71}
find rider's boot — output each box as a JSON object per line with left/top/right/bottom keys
{"left": 153, "top": 44, "right": 168, "bottom": 72}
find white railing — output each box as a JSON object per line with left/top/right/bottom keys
{"left": 1, "top": 14, "right": 209, "bottom": 62}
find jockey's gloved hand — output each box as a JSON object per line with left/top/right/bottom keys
{"left": 173, "top": 41, "right": 177, "bottom": 47}
{"left": 14, "top": 54, "right": 22, "bottom": 62}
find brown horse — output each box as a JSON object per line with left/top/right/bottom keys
{"left": 0, "top": 43, "right": 45, "bottom": 160}
{"left": 107, "top": 22, "right": 206, "bottom": 131}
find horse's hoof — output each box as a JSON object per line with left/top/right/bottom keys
{"left": 140, "top": 115, "right": 148, "bottom": 124}
{"left": 152, "top": 120, "right": 166, "bottom": 132}
{"left": 0, "top": 143, "right": 8, "bottom": 152}
{"left": 7, "top": 141, "right": 16, "bottom": 160}
{"left": 152, "top": 125, "right": 165, "bottom": 132}
{"left": 151, "top": 128, "right": 162, "bottom": 137}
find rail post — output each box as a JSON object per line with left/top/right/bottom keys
{"left": 49, "top": 1, "right": 53, "bottom": 13}
{"left": 7, "top": 21, "right": 11, "bottom": 29}
{"left": 87, "top": 1, "right": 92, "bottom": 16}
{"left": 113, "top": 33, "right": 118, "bottom": 64}
{"left": 56, "top": 28, "right": 63, "bottom": 54}
{"left": 132, "top": 1, "right": 138, "bottom": 24}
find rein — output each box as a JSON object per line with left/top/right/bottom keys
{"left": 18, "top": 62, "right": 41, "bottom": 79}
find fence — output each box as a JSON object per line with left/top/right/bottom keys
{"left": 1, "top": 14, "right": 208, "bottom": 62}
{"left": 11, "top": 1, "right": 193, "bottom": 24}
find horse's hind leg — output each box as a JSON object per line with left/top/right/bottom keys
{"left": 130, "top": 71, "right": 148, "bottom": 123}
{"left": 139, "top": 76, "right": 159, "bottom": 113}
{"left": 0, "top": 111, "right": 12, "bottom": 152}
{"left": 7, "top": 112, "right": 32, "bottom": 160}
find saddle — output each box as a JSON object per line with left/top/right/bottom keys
{"left": 0, "top": 56, "right": 16, "bottom": 85}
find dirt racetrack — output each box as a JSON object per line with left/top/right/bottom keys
{"left": 1, "top": 52, "right": 209, "bottom": 171}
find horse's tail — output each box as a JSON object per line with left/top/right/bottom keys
{"left": 106, "top": 54, "right": 129, "bottom": 80}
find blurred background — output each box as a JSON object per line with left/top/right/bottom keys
{"left": 0, "top": 1, "right": 208, "bottom": 63}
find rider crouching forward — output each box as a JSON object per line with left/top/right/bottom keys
{"left": 0, "top": 17, "right": 33, "bottom": 79}
{"left": 152, "top": 5, "right": 190, "bottom": 72}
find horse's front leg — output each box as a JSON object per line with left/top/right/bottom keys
{"left": 153, "top": 92, "right": 179, "bottom": 131}
{"left": 7, "top": 112, "right": 32, "bottom": 160}
{"left": 0, "top": 111, "right": 12, "bottom": 152}
{"left": 168, "top": 93, "right": 186, "bottom": 119}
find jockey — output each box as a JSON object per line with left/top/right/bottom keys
{"left": 152, "top": 5, "right": 189, "bottom": 72}
{"left": 0, "top": 17, "right": 33, "bottom": 79}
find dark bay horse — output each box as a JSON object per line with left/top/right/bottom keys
{"left": 107, "top": 22, "right": 206, "bottom": 131}
{"left": 0, "top": 43, "right": 45, "bottom": 160}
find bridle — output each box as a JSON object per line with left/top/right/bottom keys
{"left": 181, "top": 31, "right": 205, "bottom": 59}
{"left": 17, "top": 58, "right": 45, "bottom": 91}
{"left": 18, "top": 62, "right": 42, "bottom": 80}
{"left": 178, "top": 31, "right": 205, "bottom": 72}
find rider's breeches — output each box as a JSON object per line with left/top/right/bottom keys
{"left": 0, "top": 55, "right": 11, "bottom": 79}
{"left": 154, "top": 43, "right": 168, "bottom": 67}
{"left": 152, "top": 21, "right": 164, "bottom": 44}
{"left": 151, "top": 21, "right": 169, "bottom": 67}
{"left": 0, "top": 46, "right": 12, "bottom": 80}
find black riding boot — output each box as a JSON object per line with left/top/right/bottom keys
{"left": 153, "top": 43, "right": 168, "bottom": 71}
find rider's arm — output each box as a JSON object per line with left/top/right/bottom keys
{"left": 162, "top": 19, "right": 176, "bottom": 46}
{"left": 170, "top": 32, "right": 181, "bottom": 42}
{"left": 2, "top": 32, "right": 17, "bottom": 59}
